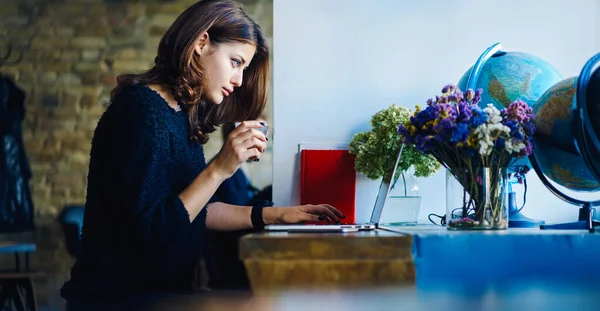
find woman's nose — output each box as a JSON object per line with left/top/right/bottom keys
{"left": 231, "top": 71, "right": 243, "bottom": 87}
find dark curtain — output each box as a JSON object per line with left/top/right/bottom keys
{"left": 0, "top": 75, "right": 35, "bottom": 233}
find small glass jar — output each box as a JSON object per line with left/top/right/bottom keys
{"left": 381, "top": 166, "right": 422, "bottom": 225}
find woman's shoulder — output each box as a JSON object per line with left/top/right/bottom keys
{"left": 109, "top": 84, "right": 168, "bottom": 115}
{"left": 96, "top": 84, "right": 174, "bottom": 140}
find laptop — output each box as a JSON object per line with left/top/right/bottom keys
{"left": 265, "top": 144, "right": 405, "bottom": 233}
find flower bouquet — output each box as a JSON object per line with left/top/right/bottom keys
{"left": 398, "top": 85, "right": 536, "bottom": 230}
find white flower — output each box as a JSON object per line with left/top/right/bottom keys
{"left": 474, "top": 124, "right": 493, "bottom": 155}
{"left": 473, "top": 122, "right": 512, "bottom": 156}
{"left": 505, "top": 139, "right": 526, "bottom": 154}
{"left": 483, "top": 104, "right": 502, "bottom": 124}
{"left": 479, "top": 141, "right": 492, "bottom": 156}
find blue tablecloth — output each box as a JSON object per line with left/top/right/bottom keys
{"left": 379, "top": 225, "right": 600, "bottom": 286}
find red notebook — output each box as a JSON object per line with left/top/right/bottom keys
{"left": 300, "top": 149, "right": 356, "bottom": 223}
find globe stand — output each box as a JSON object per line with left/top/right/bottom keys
{"left": 508, "top": 192, "right": 545, "bottom": 228}
{"left": 529, "top": 152, "right": 600, "bottom": 233}
{"left": 508, "top": 192, "right": 546, "bottom": 228}
{"left": 540, "top": 204, "right": 600, "bottom": 233}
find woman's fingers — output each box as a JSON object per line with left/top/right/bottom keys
{"left": 227, "top": 122, "right": 268, "bottom": 162}
{"left": 229, "top": 120, "right": 264, "bottom": 138}
{"left": 243, "top": 136, "right": 267, "bottom": 153}
{"left": 245, "top": 148, "right": 262, "bottom": 161}
{"left": 298, "top": 212, "right": 336, "bottom": 224}
{"left": 232, "top": 127, "right": 266, "bottom": 146}
{"left": 303, "top": 205, "right": 340, "bottom": 223}
{"left": 320, "top": 204, "right": 345, "bottom": 218}
{"left": 301, "top": 213, "right": 322, "bottom": 223}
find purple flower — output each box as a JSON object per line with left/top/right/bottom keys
{"left": 521, "top": 141, "right": 533, "bottom": 156}
{"left": 456, "top": 101, "right": 472, "bottom": 123}
{"left": 442, "top": 84, "right": 457, "bottom": 94}
{"left": 412, "top": 105, "right": 439, "bottom": 128}
{"left": 465, "top": 89, "right": 475, "bottom": 101}
{"left": 473, "top": 89, "right": 483, "bottom": 105}
{"left": 437, "top": 103, "right": 457, "bottom": 120}
{"left": 448, "top": 90, "right": 464, "bottom": 102}
{"left": 510, "top": 165, "right": 531, "bottom": 184}
{"left": 522, "top": 122, "right": 536, "bottom": 137}
{"left": 503, "top": 100, "right": 534, "bottom": 123}
{"left": 414, "top": 134, "right": 436, "bottom": 153}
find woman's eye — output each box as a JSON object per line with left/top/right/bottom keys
{"left": 232, "top": 59, "right": 241, "bottom": 67}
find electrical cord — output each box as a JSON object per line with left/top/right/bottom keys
{"left": 428, "top": 207, "right": 473, "bottom": 226}
{"left": 428, "top": 213, "right": 446, "bottom": 226}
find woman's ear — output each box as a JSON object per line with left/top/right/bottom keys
{"left": 194, "top": 32, "right": 210, "bottom": 56}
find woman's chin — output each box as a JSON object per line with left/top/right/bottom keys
{"left": 206, "top": 94, "right": 224, "bottom": 105}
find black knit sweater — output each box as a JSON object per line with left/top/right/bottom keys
{"left": 61, "top": 84, "right": 212, "bottom": 300}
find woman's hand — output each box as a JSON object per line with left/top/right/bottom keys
{"left": 210, "top": 120, "right": 267, "bottom": 179}
{"left": 263, "top": 204, "right": 346, "bottom": 224}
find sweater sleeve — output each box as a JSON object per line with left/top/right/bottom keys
{"left": 112, "top": 90, "right": 205, "bottom": 267}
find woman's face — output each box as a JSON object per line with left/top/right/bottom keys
{"left": 196, "top": 35, "right": 256, "bottom": 105}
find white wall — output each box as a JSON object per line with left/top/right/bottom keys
{"left": 272, "top": 0, "right": 600, "bottom": 224}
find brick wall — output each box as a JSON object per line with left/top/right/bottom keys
{"left": 0, "top": 0, "right": 272, "bottom": 309}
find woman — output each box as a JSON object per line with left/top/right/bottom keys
{"left": 61, "top": 0, "right": 343, "bottom": 309}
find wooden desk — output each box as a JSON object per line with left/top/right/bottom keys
{"left": 239, "top": 229, "right": 414, "bottom": 290}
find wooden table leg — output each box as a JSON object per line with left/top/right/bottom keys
{"left": 12, "top": 280, "right": 26, "bottom": 311}
{"left": 20, "top": 279, "right": 37, "bottom": 311}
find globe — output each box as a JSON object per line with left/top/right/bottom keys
{"left": 532, "top": 76, "right": 600, "bottom": 191}
{"left": 530, "top": 52, "right": 600, "bottom": 232}
{"left": 457, "top": 47, "right": 563, "bottom": 111}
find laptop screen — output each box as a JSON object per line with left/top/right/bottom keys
{"left": 368, "top": 144, "right": 405, "bottom": 224}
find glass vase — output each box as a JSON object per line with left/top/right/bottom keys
{"left": 381, "top": 167, "right": 422, "bottom": 226}
{"left": 446, "top": 167, "right": 509, "bottom": 230}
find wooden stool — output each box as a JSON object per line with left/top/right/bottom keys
{"left": 0, "top": 242, "right": 41, "bottom": 311}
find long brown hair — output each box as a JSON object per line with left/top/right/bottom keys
{"left": 111, "top": 0, "right": 270, "bottom": 144}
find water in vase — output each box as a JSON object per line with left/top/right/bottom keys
{"left": 382, "top": 195, "right": 422, "bottom": 225}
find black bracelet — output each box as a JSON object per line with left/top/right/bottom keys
{"left": 251, "top": 204, "right": 267, "bottom": 229}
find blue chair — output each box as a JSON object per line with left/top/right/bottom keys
{"left": 58, "top": 205, "right": 84, "bottom": 258}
